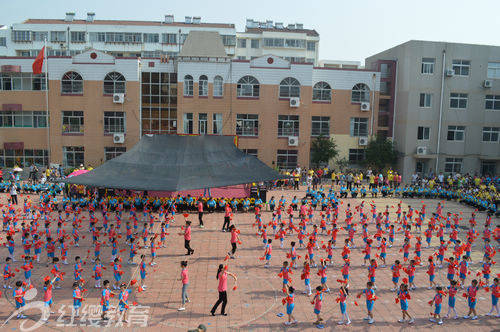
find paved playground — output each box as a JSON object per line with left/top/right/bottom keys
{"left": 0, "top": 187, "right": 498, "bottom": 332}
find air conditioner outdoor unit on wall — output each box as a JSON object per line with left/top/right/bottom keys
{"left": 446, "top": 69, "right": 455, "bottom": 77}
{"left": 113, "top": 93, "right": 125, "bottom": 104}
{"left": 358, "top": 136, "right": 368, "bottom": 146}
{"left": 289, "top": 97, "right": 300, "bottom": 108}
{"left": 416, "top": 146, "right": 427, "bottom": 155}
{"left": 113, "top": 133, "right": 125, "bottom": 144}
{"left": 360, "top": 102, "right": 370, "bottom": 111}
{"left": 288, "top": 136, "right": 299, "bottom": 146}
{"left": 483, "top": 80, "right": 493, "bottom": 88}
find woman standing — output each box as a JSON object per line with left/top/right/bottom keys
{"left": 178, "top": 261, "right": 189, "bottom": 311}
{"left": 9, "top": 182, "right": 18, "bottom": 205}
{"left": 210, "top": 264, "right": 237, "bottom": 316}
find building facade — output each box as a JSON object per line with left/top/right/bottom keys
{"left": 366, "top": 40, "right": 500, "bottom": 181}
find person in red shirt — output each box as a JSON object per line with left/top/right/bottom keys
{"left": 181, "top": 221, "right": 194, "bottom": 255}
{"left": 197, "top": 199, "right": 204, "bottom": 228}
{"left": 210, "top": 264, "right": 237, "bottom": 316}
{"left": 179, "top": 261, "right": 189, "bottom": 311}
{"left": 228, "top": 225, "right": 241, "bottom": 259}
{"left": 222, "top": 205, "right": 232, "bottom": 232}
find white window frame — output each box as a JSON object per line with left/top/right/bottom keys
{"left": 237, "top": 39, "right": 247, "bottom": 48}
{"left": 212, "top": 113, "right": 222, "bottom": 135}
{"left": 348, "top": 149, "right": 365, "bottom": 164}
{"left": 143, "top": 33, "right": 159, "bottom": 43}
{"left": 62, "top": 111, "right": 84, "bottom": 134}
{"left": 50, "top": 31, "right": 66, "bottom": 42}
{"left": 278, "top": 115, "right": 299, "bottom": 137}
{"left": 419, "top": 93, "right": 432, "bottom": 108}
{"left": 307, "top": 41, "right": 316, "bottom": 51}
{"left": 103, "top": 72, "right": 126, "bottom": 94}
{"left": 276, "top": 150, "right": 298, "bottom": 170}
{"left": 350, "top": 117, "right": 368, "bottom": 137}
{"left": 104, "top": 111, "right": 125, "bottom": 134}
{"left": 417, "top": 126, "right": 430, "bottom": 140}
{"left": 250, "top": 39, "right": 259, "bottom": 48}
{"left": 236, "top": 114, "right": 259, "bottom": 137}
{"left": 444, "top": 158, "right": 462, "bottom": 174}
{"left": 198, "top": 75, "right": 208, "bottom": 97}
{"left": 198, "top": 113, "right": 208, "bottom": 135}
{"left": 482, "top": 127, "right": 500, "bottom": 142}
{"left": 213, "top": 76, "right": 223, "bottom": 97}
{"left": 452, "top": 60, "right": 470, "bottom": 76}
{"left": 351, "top": 83, "right": 370, "bottom": 103}
{"left": 63, "top": 146, "right": 84, "bottom": 168}
{"left": 421, "top": 58, "right": 435, "bottom": 74}
{"left": 311, "top": 116, "right": 330, "bottom": 137}
{"left": 183, "top": 75, "right": 193, "bottom": 96}
{"left": 70, "top": 31, "right": 86, "bottom": 43}
{"left": 61, "top": 71, "right": 83, "bottom": 94}
{"left": 279, "top": 77, "right": 300, "bottom": 98}
{"left": 104, "top": 147, "right": 126, "bottom": 161}
{"left": 485, "top": 95, "right": 500, "bottom": 110}
{"left": 449, "top": 93, "right": 468, "bottom": 109}
{"left": 487, "top": 62, "right": 500, "bottom": 79}
{"left": 237, "top": 76, "right": 259, "bottom": 97}
{"left": 447, "top": 125, "right": 465, "bottom": 141}
{"left": 183, "top": 113, "right": 193, "bottom": 134}
{"left": 312, "top": 82, "right": 331, "bottom": 102}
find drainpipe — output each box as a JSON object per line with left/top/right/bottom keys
{"left": 435, "top": 50, "right": 446, "bottom": 172}
{"left": 370, "top": 73, "right": 376, "bottom": 136}
{"left": 391, "top": 60, "right": 398, "bottom": 139}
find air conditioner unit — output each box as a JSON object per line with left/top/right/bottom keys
{"left": 288, "top": 136, "right": 299, "bottom": 146}
{"left": 358, "top": 136, "right": 368, "bottom": 146}
{"left": 446, "top": 69, "right": 455, "bottom": 77}
{"left": 483, "top": 80, "right": 493, "bottom": 88}
{"left": 289, "top": 97, "right": 300, "bottom": 108}
{"left": 113, "top": 133, "right": 125, "bottom": 144}
{"left": 113, "top": 93, "right": 125, "bottom": 104}
{"left": 360, "top": 102, "right": 370, "bottom": 111}
{"left": 416, "top": 146, "right": 427, "bottom": 155}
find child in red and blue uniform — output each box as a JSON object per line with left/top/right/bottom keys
{"left": 283, "top": 286, "right": 297, "bottom": 326}
{"left": 463, "top": 279, "right": 479, "bottom": 320}
{"left": 337, "top": 286, "right": 350, "bottom": 325}
{"left": 357, "top": 281, "right": 376, "bottom": 324}
{"left": 311, "top": 286, "right": 323, "bottom": 325}
{"left": 397, "top": 283, "right": 414, "bottom": 324}
{"left": 445, "top": 280, "right": 458, "bottom": 319}
{"left": 93, "top": 258, "right": 103, "bottom": 288}
{"left": 486, "top": 277, "right": 499, "bottom": 317}
{"left": 429, "top": 287, "right": 444, "bottom": 325}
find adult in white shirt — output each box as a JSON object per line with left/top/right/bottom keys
{"left": 9, "top": 183, "right": 18, "bottom": 205}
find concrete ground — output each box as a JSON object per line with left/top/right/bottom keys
{"left": 0, "top": 186, "right": 498, "bottom": 332}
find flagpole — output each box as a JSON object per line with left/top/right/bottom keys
{"left": 44, "top": 37, "right": 51, "bottom": 166}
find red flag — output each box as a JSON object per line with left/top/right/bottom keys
{"left": 32, "top": 47, "right": 45, "bottom": 74}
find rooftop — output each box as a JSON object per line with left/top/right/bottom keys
{"left": 245, "top": 27, "right": 319, "bottom": 37}
{"left": 179, "top": 31, "right": 227, "bottom": 58}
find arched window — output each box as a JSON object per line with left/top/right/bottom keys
{"left": 198, "top": 75, "right": 208, "bottom": 96}
{"left": 213, "top": 75, "right": 223, "bottom": 97}
{"left": 103, "top": 72, "right": 126, "bottom": 94}
{"left": 237, "top": 75, "right": 259, "bottom": 97}
{"left": 61, "top": 71, "right": 83, "bottom": 94}
{"left": 351, "top": 83, "right": 370, "bottom": 103}
{"left": 312, "top": 81, "right": 331, "bottom": 102}
{"left": 183, "top": 75, "right": 193, "bottom": 96}
{"left": 279, "top": 77, "right": 300, "bottom": 98}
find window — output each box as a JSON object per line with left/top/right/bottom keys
{"left": 236, "top": 114, "right": 259, "bottom": 136}
{"left": 487, "top": 62, "right": 500, "bottom": 79}
{"left": 485, "top": 95, "right": 500, "bottom": 110}
{"left": 63, "top": 146, "right": 84, "bottom": 168}
{"left": 104, "top": 112, "right": 125, "bottom": 134}
{"left": 447, "top": 125, "right": 465, "bottom": 141}
{"left": 264, "top": 38, "right": 286, "bottom": 47}
{"left": 105, "top": 147, "right": 126, "bottom": 161}
{"left": 237, "top": 39, "right": 247, "bottom": 48}
{"left": 32, "top": 31, "right": 48, "bottom": 42}
{"left": 70, "top": 31, "right": 86, "bottom": 42}
{"left": 199, "top": 113, "right": 207, "bottom": 135}
{"left": 415, "top": 161, "right": 426, "bottom": 174}
{"left": 213, "top": 76, "right": 223, "bottom": 97}
{"left": 450, "top": 93, "right": 468, "bottom": 109}
{"left": 104, "top": 32, "right": 142, "bottom": 43}
{"left": 62, "top": 111, "right": 84, "bottom": 133}
{"left": 312, "top": 82, "right": 331, "bottom": 102}
{"left": 417, "top": 126, "right": 430, "bottom": 140}
{"left": 0, "top": 111, "right": 47, "bottom": 128}
{"left": 278, "top": 115, "right": 299, "bottom": 137}
{"left": 180, "top": 34, "right": 188, "bottom": 44}
{"left": 221, "top": 35, "right": 236, "bottom": 46}
{"left": 284, "top": 56, "right": 306, "bottom": 63}
{"left": 419, "top": 93, "right": 432, "bottom": 108}
{"left": 482, "top": 127, "right": 500, "bottom": 142}
{"left": 0, "top": 149, "right": 48, "bottom": 168}
{"left": 311, "top": 116, "right": 330, "bottom": 137}
{"left": 444, "top": 158, "right": 462, "bottom": 174}
{"left": 61, "top": 71, "right": 83, "bottom": 94}
{"left": 276, "top": 150, "right": 298, "bottom": 170}
{"left": 350, "top": 117, "right": 368, "bottom": 137}
{"left": 284, "top": 39, "right": 306, "bottom": 48}
{"left": 213, "top": 113, "right": 222, "bottom": 135}
{"left": 251, "top": 39, "right": 259, "bottom": 48}
{"left": 481, "top": 161, "right": 496, "bottom": 176}
{"left": 89, "top": 32, "right": 106, "bottom": 42}
{"left": 0, "top": 37, "right": 5, "bottom": 46}
{"left": 237, "top": 76, "right": 259, "bottom": 97}
{"left": 198, "top": 75, "right": 208, "bottom": 97}
{"left": 452, "top": 60, "right": 470, "bottom": 76}
{"left": 351, "top": 83, "right": 370, "bottom": 103}
{"left": 421, "top": 57, "right": 435, "bottom": 74}
{"left": 162, "top": 33, "right": 177, "bottom": 44}
{"left": 307, "top": 41, "right": 316, "bottom": 51}
{"left": 12, "top": 31, "right": 31, "bottom": 41}
{"left": 143, "top": 33, "right": 159, "bottom": 43}
{"left": 50, "top": 31, "right": 66, "bottom": 42}
{"left": 348, "top": 149, "right": 365, "bottom": 164}
{"left": 242, "top": 149, "right": 258, "bottom": 157}
{"left": 183, "top": 75, "right": 193, "bottom": 96}
{"left": 103, "top": 72, "right": 125, "bottom": 94}
{"left": 0, "top": 73, "right": 46, "bottom": 91}
{"left": 183, "top": 113, "right": 193, "bottom": 134}
{"left": 279, "top": 77, "right": 300, "bottom": 98}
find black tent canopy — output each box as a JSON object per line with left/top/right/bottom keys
{"left": 62, "top": 135, "right": 287, "bottom": 191}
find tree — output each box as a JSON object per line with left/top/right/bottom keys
{"left": 363, "top": 136, "right": 400, "bottom": 171}
{"left": 334, "top": 157, "right": 349, "bottom": 172}
{"left": 310, "top": 135, "right": 339, "bottom": 168}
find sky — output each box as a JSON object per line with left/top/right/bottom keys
{"left": 1, "top": 0, "right": 499, "bottom": 62}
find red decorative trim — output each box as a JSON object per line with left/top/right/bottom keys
{"left": 236, "top": 96, "right": 259, "bottom": 100}
{"left": 61, "top": 93, "right": 84, "bottom": 96}
{"left": 183, "top": 95, "right": 194, "bottom": 98}
{"left": 213, "top": 96, "right": 224, "bottom": 99}
{"left": 62, "top": 133, "right": 84, "bottom": 136}
{"left": 4, "top": 142, "right": 24, "bottom": 150}
{"left": 279, "top": 97, "right": 291, "bottom": 101}
{"left": 232, "top": 60, "right": 250, "bottom": 63}
{"left": 312, "top": 101, "right": 331, "bottom": 104}
{"left": 72, "top": 62, "right": 116, "bottom": 65}
{"left": 238, "top": 136, "right": 259, "bottom": 139}
{"left": 313, "top": 66, "right": 376, "bottom": 72}
{"left": 249, "top": 66, "right": 290, "bottom": 70}
{"left": 198, "top": 96, "right": 208, "bottom": 99}
{"left": 1, "top": 65, "right": 21, "bottom": 73}
{"left": 2, "top": 104, "right": 22, "bottom": 111}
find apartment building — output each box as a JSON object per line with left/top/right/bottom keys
{"left": 235, "top": 19, "right": 319, "bottom": 65}
{"left": 366, "top": 40, "right": 500, "bottom": 181}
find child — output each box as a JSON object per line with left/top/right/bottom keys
{"left": 341, "top": 260, "right": 350, "bottom": 288}
{"left": 485, "top": 277, "right": 499, "bottom": 317}
{"left": 74, "top": 256, "right": 83, "bottom": 283}
{"left": 149, "top": 237, "right": 157, "bottom": 266}
{"left": 93, "top": 258, "right": 103, "bottom": 288}
{"left": 13, "top": 280, "right": 27, "bottom": 319}
{"left": 284, "top": 286, "right": 298, "bottom": 325}
{"left": 337, "top": 286, "right": 351, "bottom": 325}
{"left": 367, "top": 259, "right": 378, "bottom": 290}
{"left": 363, "top": 239, "right": 372, "bottom": 266}
{"left": 445, "top": 280, "right": 458, "bottom": 319}
{"left": 21, "top": 256, "right": 32, "bottom": 286}
{"left": 228, "top": 225, "right": 241, "bottom": 259}
{"left": 429, "top": 287, "right": 444, "bottom": 325}
{"left": 113, "top": 257, "right": 124, "bottom": 290}
{"left": 447, "top": 257, "right": 456, "bottom": 285}
{"left": 306, "top": 238, "right": 316, "bottom": 267}
{"left": 406, "top": 260, "right": 417, "bottom": 290}
{"left": 264, "top": 239, "right": 272, "bottom": 268}
{"left": 93, "top": 239, "right": 101, "bottom": 262}
{"left": 279, "top": 261, "right": 291, "bottom": 291}
{"left": 118, "top": 283, "right": 133, "bottom": 323}
{"left": 459, "top": 256, "right": 469, "bottom": 288}
{"left": 42, "top": 277, "right": 56, "bottom": 321}
{"left": 100, "top": 280, "right": 114, "bottom": 320}
{"left": 301, "top": 262, "right": 312, "bottom": 296}
{"left": 318, "top": 260, "right": 329, "bottom": 292}
{"left": 427, "top": 257, "right": 437, "bottom": 289}
{"left": 139, "top": 255, "right": 147, "bottom": 289}
{"left": 3, "top": 257, "right": 12, "bottom": 289}
{"left": 311, "top": 286, "right": 323, "bottom": 325}
{"left": 397, "top": 283, "right": 414, "bottom": 324}
{"left": 289, "top": 241, "right": 297, "bottom": 269}
{"left": 463, "top": 279, "right": 479, "bottom": 320}
{"left": 357, "top": 281, "right": 376, "bottom": 324}
{"left": 72, "top": 281, "right": 83, "bottom": 317}
{"left": 378, "top": 238, "right": 387, "bottom": 267}
{"left": 179, "top": 261, "right": 189, "bottom": 311}
{"left": 391, "top": 260, "right": 401, "bottom": 291}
